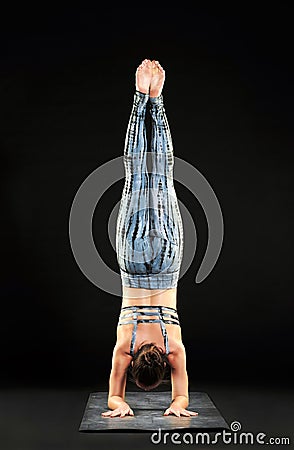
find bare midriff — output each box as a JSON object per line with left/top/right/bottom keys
{"left": 121, "top": 286, "right": 178, "bottom": 309}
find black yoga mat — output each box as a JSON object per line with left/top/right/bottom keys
{"left": 79, "top": 391, "right": 230, "bottom": 432}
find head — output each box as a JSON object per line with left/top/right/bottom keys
{"left": 130, "top": 342, "right": 169, "bottom": 391}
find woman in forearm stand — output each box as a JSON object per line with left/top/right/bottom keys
{"left": 102, "top": 59, "right": 198, "bottom": 419}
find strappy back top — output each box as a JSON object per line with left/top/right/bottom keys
{"left": 118, "top": 305, "right": 180, "bottom": 356}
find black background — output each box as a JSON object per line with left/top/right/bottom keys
{"left": 1, "top": 5, "right": 293, "bottom": 392}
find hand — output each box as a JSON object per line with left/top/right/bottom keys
{"left": 164, "top": 404, "right": 198, "bottom": 417}
{"left": 101, "top": 402, "right": 134, "bottom": 418}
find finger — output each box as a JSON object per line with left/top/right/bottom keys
{"left": 110, "top": 411, "right": 121, "bottom": 417}
{"left": 190, "top": 411, "right": 199, "bottom": 416}
{"left": 101, "top": 411, "right": 112, "bottom": 416}
{"left": 129, "top": 409, "right": 134, "bottom": 416}
{"left": 180, "top": 410, "right": 191, "bottom": 417}
{"left": 171, "top": 409, "right": 181, "bottom": 417}
{"left": 163, "top": 408, "right": 171, "bottom": 416}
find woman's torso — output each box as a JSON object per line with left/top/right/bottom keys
{"left": 117, "top": 287, "right": 182, "bottom": 357}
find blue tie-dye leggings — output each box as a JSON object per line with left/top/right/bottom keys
{"left": 116, "top": 90, "right": 184, "bottom": 289}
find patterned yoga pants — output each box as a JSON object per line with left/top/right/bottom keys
{"left": 115, "top": 90, "right": 184, "bottom": 289}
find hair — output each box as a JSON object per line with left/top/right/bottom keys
{"left": 128, "top": 342, "right": 171, "bottom": 390}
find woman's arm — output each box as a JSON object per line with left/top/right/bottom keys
{"left": 108, "top": 342, "right": 130, "bottom": 405}
{"left": 101, "top": 342, "right": 133, "bottom": 417}
{"left": 164, "top": 342, "right": 198, "bottom": 417}
{"left": 169, "top": 342, "right": 189, "bottom": 405}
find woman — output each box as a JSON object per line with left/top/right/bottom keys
{"left": 102, "top": 59, "right": 198, "bottom": 418}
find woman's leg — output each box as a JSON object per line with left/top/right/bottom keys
{"left": 148, "top": 92, "right": 184, "bottom": 286}
{"left": 116, "top": 89, "right": 150, "bottom": 279}
{"left": 116, "top": 60, "right": 157, "bottom": 289}
{"left": 146, "top": 60, "right": 184, "bottom": 288}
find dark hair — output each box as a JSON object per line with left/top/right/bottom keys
{"left": 128, "top": 342, "right": 171, "bottom": 390}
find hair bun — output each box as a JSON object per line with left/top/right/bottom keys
{"left": 143, "top": 347, "right": 161, "bottom": 366}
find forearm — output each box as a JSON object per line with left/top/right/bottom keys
{"left": 108, "top": 395, "right": 128, "bottom": 410}
{"left": 171, "top": 395, "right": 189, "bottom": 409}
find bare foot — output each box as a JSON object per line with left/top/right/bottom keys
{"left": 135, "top": 59, "right": 152, "bottom": 94}
{"left": 150, "top": 60, "right": 165, "bottom": 98}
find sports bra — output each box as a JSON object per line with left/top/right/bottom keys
{"left": 118, "top": 305, "right": 180, "bottom": 356}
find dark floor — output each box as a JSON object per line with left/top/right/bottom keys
{"left": 1, "top": 382, "right": 293, "bottom": 450}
